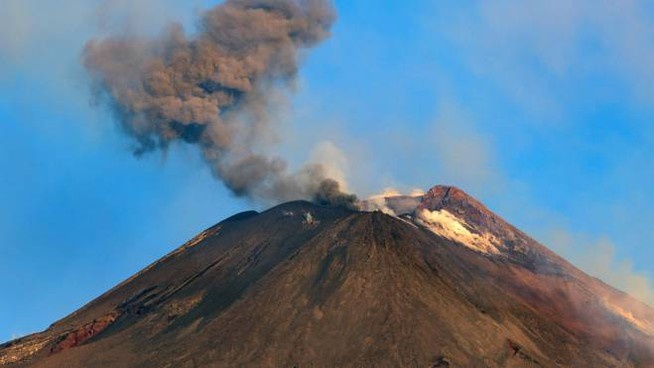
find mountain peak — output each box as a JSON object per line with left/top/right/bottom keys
{"left": 424, "top": 184, "right": 469, "bottom": 200}
{"left": 361, "top": 184, "right": 520, "bottom": 257}
{"left": 422, "top": 185, "right": 485, "bottom": 209}
{"left": 2, "top": 185, "right": 654, "bottom": 367}
{"left": 420, "top": 185, "right": 496, "bottom": 227}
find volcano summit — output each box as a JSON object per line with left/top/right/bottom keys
{"left": 2, "top": 186, "right": 653, "bottom": 367}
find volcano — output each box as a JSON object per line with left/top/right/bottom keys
{"left": 2, "top": 185, "right": 653, "bottom": 367}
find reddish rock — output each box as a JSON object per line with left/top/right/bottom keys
{"left": 49, "top": 312, "right": 119, "bottom": 354}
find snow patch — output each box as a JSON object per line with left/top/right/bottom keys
{"left": 416, "top": 209, "right": 500, "bottom": 254}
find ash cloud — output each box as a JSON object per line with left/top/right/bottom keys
{"left": 83, "top": 0, "right": 355, "bottom": 207}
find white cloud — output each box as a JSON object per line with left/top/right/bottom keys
{"left": 433, "top": 0, "right": 654, "bottom": 116}
{"left": 430, "top": 101, "right": 502, "bottom": 194}
{"left": 0, "top": 0, "right": 209, "bottom": 78}
{"left": 0, "top": 1, "right": 33, "bottom": 65}
{"left": 309, "top": 140, "right": 350, "bottom": 191}
{"left": 546, "top": 229, "right": 654, "bottom": 307}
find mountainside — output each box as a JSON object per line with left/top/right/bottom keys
{"left": 2, "top": 185, "right": 653, "bottom": 367}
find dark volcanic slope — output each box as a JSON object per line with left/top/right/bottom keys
{"left": 2, "top": 187, "right": 654, "bottom": 367}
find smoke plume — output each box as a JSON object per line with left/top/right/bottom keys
{"left": 83, "top": 0, "right": 356, "bottom": 207}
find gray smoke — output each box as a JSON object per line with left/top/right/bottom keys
{"left": 84, "top": 0, "right": 356, "bottom": 207}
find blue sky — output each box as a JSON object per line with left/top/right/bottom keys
{"left": 2, "top": 0, "right": 654, "bottom": 341}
